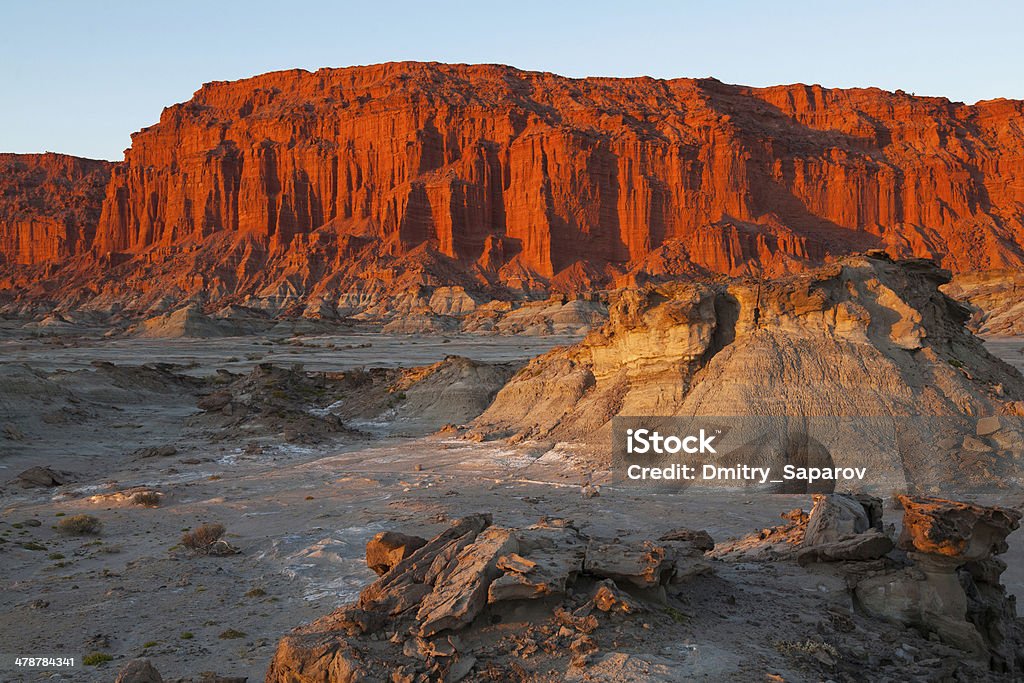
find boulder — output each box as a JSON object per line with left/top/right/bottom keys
{"left": 657, "top": 528, "right": 715, "bottom": 552}
{"left": 583, "top": 540, "right": 673, "bottom": 588}
{"left": 802, "top": 493, "right": 873, "bottom": 546}
{"left": 487, "top": 523, "right": 586, "bottom": 603}
{"left": 591, "top": 579, "right": 642, "bottom": 614}
{"left": 796, "top": 529, "right": 894, "bottom": 565}
{"left": 416, "top": 526, "right": 518, "bottom": 636}
{"left": 115, "top": 659, "right": 163, "bottom": 683}
{"left": 13, "top": 466, "right": 68, "bottom": 488}
{"left": 897, "top": 495, "right": 1021, "bottom": 559}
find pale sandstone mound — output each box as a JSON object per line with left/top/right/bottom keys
{"left": 133, "top": 304, "right": 248, "bottom": 338}
{"left": 473, "top": 255, "right": 1024, "bottom": 491}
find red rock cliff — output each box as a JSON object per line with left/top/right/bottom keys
{"left": 0, "top": 153, "right": 112, "bottom": 265}
{"left": 6, "top": 62, "right": 1024, "bottom": 310}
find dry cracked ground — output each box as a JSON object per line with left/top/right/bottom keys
{"left": 2, "top": 324, "right": 1024, "bottom": 682}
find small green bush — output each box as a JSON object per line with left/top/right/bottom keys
{"left": 83, "top": 652, "right": 112, "bottom": 666}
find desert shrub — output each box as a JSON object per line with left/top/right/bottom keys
{"left": 180, "top": 523, "right": 238, "bottom": 556}
{"left": 56, "top": 514, "right": 102, "bottom": 536}
{"left": 219, "top": 628, "right": 247, "bottom": 639}
{"left": 180, "top": 632, "right": 194, "bottom": 639}
{"left": 83, "top": 652, "right": 112, "bottom": 666}
{"left": 131, "top": 491, "right": 161, "bottom": 507}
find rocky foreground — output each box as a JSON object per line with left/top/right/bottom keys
{"left": 250, "top": 493, "right": 1021, "bottom": 682}
{"left": 97, "top": 493, "right": 1024, "bottom": 682}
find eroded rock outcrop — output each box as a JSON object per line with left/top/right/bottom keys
{"left": 5, "top": 63, "right": 1024, "bottom": 316}
{"left": 711, "top": 493, "right": 891, "bottom": 563}
{"left": 855, "top": 496, "right": 1024, "bottom": 673}
{"left": 266, "top": 515, "right": 712, "bottom": 682}
{"left": 473, "top": 255, "right": 1024, "bottom": 491}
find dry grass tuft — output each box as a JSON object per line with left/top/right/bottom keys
{"left": 56, "top": 514, "right": 102, "bottom": 536}
{"left": 131, "top": 491, "right": 161, "bottom": 507}
{"left": 180, "top": 523, "right": 239, "bottom": 556}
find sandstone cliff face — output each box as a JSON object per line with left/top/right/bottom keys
{"left": 472, "top": 255, "right": 1024, "bottom": 491}
{"left": 5, "top": 63, "right": 1024, "bottom": 314}
{"left": 0, "top": 153, "right": 112, "bottom": 265}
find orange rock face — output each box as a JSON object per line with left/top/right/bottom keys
{"left": 4, "top": 63, "right": 1024, "bottom": 309}
{"left": 0, "top": 153, "right": 112, "bottom": 265}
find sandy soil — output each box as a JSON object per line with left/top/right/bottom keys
{"left": 1, "top": 330, "right": 1023, "bottom": 682}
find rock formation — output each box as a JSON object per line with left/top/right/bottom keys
{"left": 945, "top": 271, "right": 1024, "bottom": 336}
{"left": 0, "top": 153, "right": 112, "bottom": 265}
{"left": 855, "top": 496, "right": 1024, "bottom": 674}
{"left": 267, "top": 499, "right": 1022, "bottom": 681}
{"left": 712, "top": 493, "right": 1024, "bottom": 675}
{"left": 472, "top": 254, "right": 1024, "bottom": 492}
{"left": 4, "top": 63, "right": 1024, "bottom": 316}
{"left": 266, "top": 514, "right": 712, "bottom": 682}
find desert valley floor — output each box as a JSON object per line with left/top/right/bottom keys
{"left": 2, "top": 326, "right": 1024, "bottom": 682}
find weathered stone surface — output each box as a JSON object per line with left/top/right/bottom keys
{"left": 365, "top": 531, "right": 427, "bottom": 576}
{"left": 417, "top": 526, "right": 518, "bottom": 636}
{"left": 114, "top": 658, "right": 163, "bottom": 683}
{"left": 803, "top": 493, "right": 872, "bottom": 546}
{"left": 7, "top": 64, "right": 1024, "bottom": 316}
{"left": 583, "top": 540, "right": 672, "bottom": 588}
{"left": 796, "top": 529, "right": 894, "bottom": 565}
{"left": 591, "top": 579, "right": 642, "bottom": 614}
{"left": 267, "top": 515, "right": 718, "bottom": 681}
{"left": 487, "top": 524, "right": 586, "bottom": 603}
{"left": 897, "top": 495, "right": 1022, "bottom": 559}
{"left": 855, "top": 496, "right": 1024, "bottom": 672}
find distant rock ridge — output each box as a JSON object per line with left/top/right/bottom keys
{"left": 3, "top": 62, "right": 1024, "bottom": 315}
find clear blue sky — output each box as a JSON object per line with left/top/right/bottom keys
{"left": 3, "top": 0, "right": 1022, "bottom": 160}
